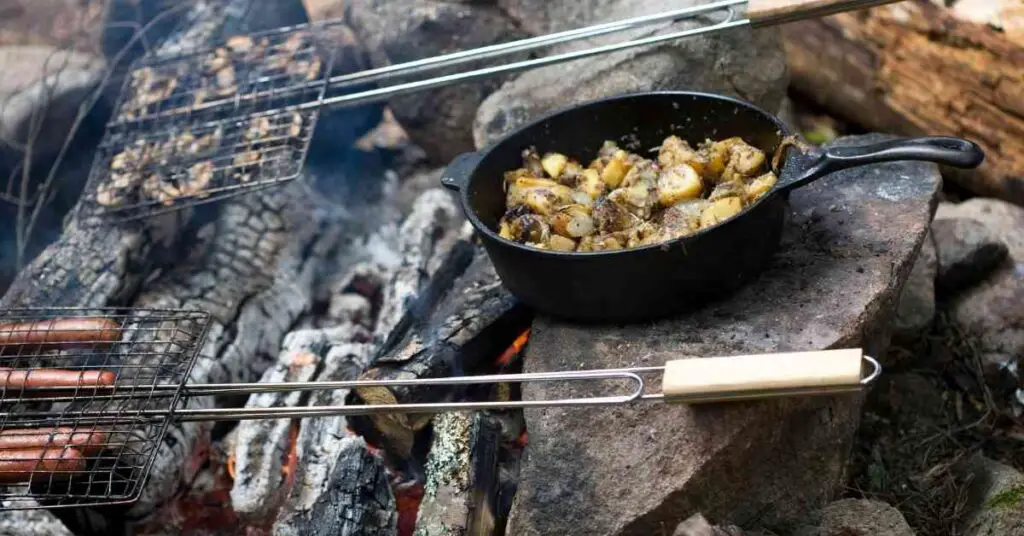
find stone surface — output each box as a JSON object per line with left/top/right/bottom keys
{"left": 346, "top": 0, "right": 528, "bottom": 164}
{"left": 473, "top": 0, "right": 788, "bottom": 148}
{"left": 0, "top": 45, "right": 106, "bottom": 158}
{"left": 506, "top": 134, "right": 941, "bottom": 536}
{"left": 935, "top": 199, "right": 1024, "bottom": 375}
{"left": 796, "top": 499, "right": 915, "bottom": 536}
{"left": 673, "top": 513, "right": 755, "bottom": 536}
{"left": 958, "top": 453, "right": 1024, "bottom": 536}
{"left": 931, "top": 217, "right": 1008, "bottom": 295}
{"left": 894, "top": 231, "right": 937, "bottom": 339}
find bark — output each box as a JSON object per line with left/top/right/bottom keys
{"left": 352, "top": 247, "right": 532, "bottom": 462}
{"left": 781, "top": 0, "right": 1024, "bottom": 204}
{"left": 414, "top": 412, "right": 503, "bottom": 536}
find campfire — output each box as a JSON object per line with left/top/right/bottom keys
{"left": 0, "top": 1, "right": 1018, "bottom": 536}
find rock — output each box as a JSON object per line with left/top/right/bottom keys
{"left": 672, "top": 513, "right": 754, "bottom": 536}
{"left": 0, "top": 46, "right": 106, "bottom": 158}
{"left": 473, "top": 0, "right": 788, "bottom": 148}
{"left": 935, "top": 199, "right": 1024, "bottom": 379}
{"left": 346, "top": 0, "right": 528, "bottom": 164}
{"left": 931, "top": 217, "right": 1008, "bottom": 295}
{"left": 796, "top": 499, "right": 915, "bottom": 536}
{"left": 506, "top": 134, "right": 940, "bottom": 536}
{"left": 958, "top": 453, "right": 1024, "bottom": 536}
{"left": 893, "top": 231, "right": 937, "bottom": 339}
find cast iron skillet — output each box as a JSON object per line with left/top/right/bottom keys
{"left": 440, "top": 91, "right": 984, "bottom": 323}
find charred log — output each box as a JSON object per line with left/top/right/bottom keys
{"left": 350, "top": 247, "right": 532, "bottom": 464}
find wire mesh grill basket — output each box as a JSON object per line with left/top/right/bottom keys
{"left": 77, "top": 21, "right": 343, "bottom": 224}
{"left": 0, "top": 308, "right": 210, "bottom": 509}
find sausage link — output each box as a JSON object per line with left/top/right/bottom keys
{"left": 0, "top": 318, "right": 121, "bottom": 350}
{"left": 0, "top": 428, "right": 108, "bottom": 455}
{"left": 0, "top": 448, "right": 86, "bottom": 484}
{"left": 0, "top": 368, "right": 117, "bottom": 393}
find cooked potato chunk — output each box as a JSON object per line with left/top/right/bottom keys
{"left": 727, "top": 140, "right": 766, "bottom": 178}
{"left": 577, "top": 169, "right": 606, "bottom": 200}
{"left": 608, "top": 181, "right": 656, "bottom": 220}
{"left": 657, "top": 164, "right": 703, "bottom": 207}
{"left": 601, "top": 157, "right": 629, "bottom": 189}
{"left": 658, "top": 135, "right": 708, "bottom": 175}
{"left": 746, "top": 172, "right": 777, "bottom": 201}
{"left": 550, "top": 204, "right": 596, "bottom": 238}
{"left": 700, "top": 197, "right": 744, "bottom": 228}
{"left": 547, "top": 235, "right": 577, "bottom": 251}
{"left": 541, "top": 152, "right": 569, "bottom": 180}
{"left": 593, "top": 197, "right": 639, "bottom": 233}
{"left": 505, "top": 213, "right": 551, "bottom": 243}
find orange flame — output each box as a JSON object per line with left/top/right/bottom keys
{"left": 281, "top": 421, "right": 301, "bottom": 486}
{"left": 515, "top": 430, "right": 529, "bottom": 448}
{"left": 226, "top": 454, "right": 236, "bottom": 481}
{"left": 496, "top": 328, "right": 531, "bottom": 367}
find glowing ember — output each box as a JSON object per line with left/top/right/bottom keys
{"left": 226, "top": 455, "right": 236, "bottom": 481}
{"left": 516, "top": 430, "right": 529, "bottom": 448}
{"left": 395, "top": 481, "right": 424, "bottom": 536}
{"left": 281, "top": 421, "right": 301, "bottom": 487}
{"left": 496, "top": 328, "right": 531, "bottom": 367}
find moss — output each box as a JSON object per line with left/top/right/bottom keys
{"left": 985, "top": 485, "right": 1024, "bottom": 510}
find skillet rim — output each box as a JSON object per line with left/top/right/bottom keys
{"left": 459, "top": 90, "right": 794, "bottom": 258}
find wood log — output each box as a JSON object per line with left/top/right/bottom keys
{"left": 351, "top": 245, "right": 533, "bottom": 464}
{"left": 413, "top": 412, "right": 503, "bottom": 536}
{"left": 781, "top": 0, "right": 1024, "bottom": 204}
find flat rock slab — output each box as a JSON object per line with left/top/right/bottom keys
{"left": 508, "top": 134, "right": 941, "bottom": 536}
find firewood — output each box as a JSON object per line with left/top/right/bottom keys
{"left": 351, "top": 246, "right": 532, "bottom": 462}
{"left": 781, "top": 0, "right": 1024, "bottom": 204}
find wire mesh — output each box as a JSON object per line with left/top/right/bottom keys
{"left": 0, "top": 307, "right": 211, "bottom": 509}
{"left": 77, "top": 21, "right": 343, "bottom": 224}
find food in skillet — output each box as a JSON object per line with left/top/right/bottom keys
{"left": 497, "top": 136, "right": 778, "bottom": 252}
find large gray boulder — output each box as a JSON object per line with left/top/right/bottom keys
{"left": 473, "top": 0, "right": 788, "bottom": 147}
{"left": 346, "top": 0, "right": 528, "bottom": 164}
{"left": 957, "top": 453, "right": 1024, "bottom": 536}
{"left": 506, "top": 135, "right": 940, "bottom": 536}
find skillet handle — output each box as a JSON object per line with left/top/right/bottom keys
{"left": 778, "top": 136, "right": 985, "bottom": 194}
{"left": 441, "top": 152, "right": 484, "bottom": 192}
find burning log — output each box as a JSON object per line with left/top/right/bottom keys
{"left": 781, "top": 0, "right": 1024, "bottom": 204}
{"left": 414, "top": 412, "right": 504, "bottom": 536}
{"left": 351, "top": 247, "right": 533, "bottom": 464}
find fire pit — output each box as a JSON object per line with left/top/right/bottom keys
{"left": 0, "top": 1, "right": 947, "bottom": 535}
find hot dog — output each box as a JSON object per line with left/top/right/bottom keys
{"left": 0, "top": 318, "right": 121, "bottom": 351}
{"left": 0, "top": 368, "right": 117, "bottom": 392}
{"left": 0, "top": 448, "right": 86, "bottom": 484}
{"left": 0, "top": 428, "right": 107, "bottom": 455}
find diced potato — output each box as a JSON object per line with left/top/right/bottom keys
{"left": 656, "top": 164, "right": 703, "bottom": 207}
{"left": 612, "top": 149, "right": 628, "bottom": 161}
{"left": 598, "top": 140, "right": 620, "bottom": 159}
{"left": 658, "top": 135, "right": 707, "bottom": 175}
{"left": 506, "top": 213, "right": 551, "bottom": 243}
{"left": 593, "top": 197, "right": 639, "bottom": 233}
{"left": 541, "top": 152, "right": 569, "bottom": 180}
{"left": 507, "top": 178, "right": 574, "bottom": 214}
{"left": 607, "top": 181, "right": 656, "bottom": 220}
{"left": 745, "top": 172, "right": 777, "bottom": 201}
{"left": 550, "top": 204, "right": 596, "bottom": 238}
{"left": 700, "top": 197, "right": 744, "bottom": 228}
{"left": 499, "top": 220, "right": 514, "bottom": 240}
{"left": 728, "top": 141, "right": 766, "bottom": 178}
{"left": 700, "top": 137, "right": 743, "bottom": 180}
{"left": 559, "top": 160, "right": 583, "bottom": 185}
{"left": 601, "top": 158, "right": 630, "bottom": 189}
{"left": 707, "top": 180, "right": 747, "bottom": 202}
{"left": 621, "top": 159, "right": 657, "bottom": 188}
{"left": 571, "top": 190, "right": 595, "bottom": 207}
{"left": 547, "top": 235, "right": 577, "bottom": 252}
{"left": 522, "top": 147, "right": 544, "bottom": 177}
{"left": 577, "top": 169, "right": 606, "bottom": 200}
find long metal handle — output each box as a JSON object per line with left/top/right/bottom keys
{"left": 747, "top": 0, "right": 903, "bottom": 26}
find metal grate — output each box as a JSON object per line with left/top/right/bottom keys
{"left": 0, "top": 308, "right": 211, "bottom": 509}
{"left": 77, "top": 21, "right": 342, "bottom": 224}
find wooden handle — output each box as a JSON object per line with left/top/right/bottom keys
{"left": 661, "top": 349, "right": 867, "bottom": 404}
{"left": 747, "top": 0, "right": 904, "bottom": 27}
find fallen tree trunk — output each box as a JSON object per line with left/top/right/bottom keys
{"left": 781, "top": 0, "right": 1024, "bottom": 204}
